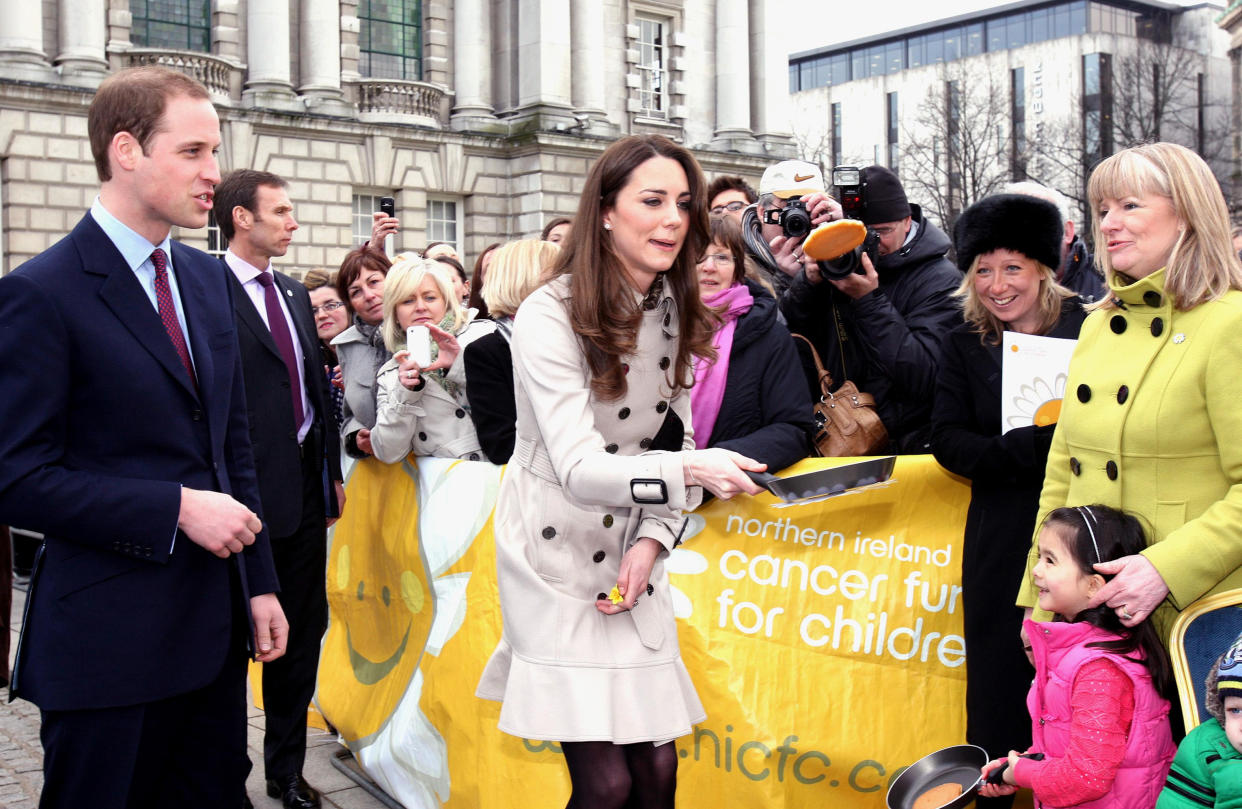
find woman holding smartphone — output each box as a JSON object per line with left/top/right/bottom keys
{"left": 476, "top": 135, "right": 764, "bottom": 808}
{"left": 368, "top": 256, "right": 493, "bottom": 463}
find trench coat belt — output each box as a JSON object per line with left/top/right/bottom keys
{"left": 512, "top": 436, "right": 561, "bottom": 486}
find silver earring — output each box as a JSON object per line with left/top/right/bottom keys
{"left": 603, "top": 222, "right": 612, "bottom": 230}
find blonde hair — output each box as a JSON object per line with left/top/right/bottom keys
{"left": 482, "top": 239, "right": 560, "bottom": 318}
{"left": 381, "top": 257, "right": 464, "bottom": 352}
{"left": 955, "top": 253, "right": 1074, "bottom": 343}
{"left": 1088, "top": 142, "right": 1242, "bottom": 311}
{"left": 302, "top": 268, "right": 335, "bottom": 292}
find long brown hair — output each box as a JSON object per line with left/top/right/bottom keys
{"left": 555, "top": 135, "right": 715, "bottom": 400}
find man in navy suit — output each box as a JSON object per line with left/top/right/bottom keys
{"left": 214, "top": 169, "right": 344, "bottom": 809}
{"left": 0, "top": 67, "right": 287, "bottom": 809}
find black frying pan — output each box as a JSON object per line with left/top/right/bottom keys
{"left": 885, "top": 745, "right": 987, "bottom": 809}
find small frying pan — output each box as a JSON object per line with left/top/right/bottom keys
{"left": 885, "top": 745, "right": 987, "bottom": 809}
{"left": 745, "top": 456, "right": 896, "bottom": 504}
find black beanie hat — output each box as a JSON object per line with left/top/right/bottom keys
{"left": 859, "top": 166, "right": 911, "bottom": 225}
{"left": 953, "top": 193, "right": 1064, "bottom": 273}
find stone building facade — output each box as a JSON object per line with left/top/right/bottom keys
{"left": 0, "top": 0, "right": 794, "bottom": 275}
{"left": 1220, "top": 0, "right": 1242, "bottom": 207}
{"left": 787, "top": 0, "right": 1236, "bottom": 228}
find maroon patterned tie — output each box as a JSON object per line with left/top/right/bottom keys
{"left": 150, "top": 248, "right": 197, "bottom": 390}
{"left": 255, "top": 270, "right": 305, "bottom": 429}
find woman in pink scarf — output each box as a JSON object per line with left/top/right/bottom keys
{"left": 690, "top": 215, "right": 812, "bottom": 472}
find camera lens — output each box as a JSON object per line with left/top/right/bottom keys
{"left": 782, "top": 207, "right": 812, "bottom": 240}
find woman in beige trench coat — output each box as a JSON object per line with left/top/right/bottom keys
{"left": 476, "top": 135, "right": 766, "bottom": 808}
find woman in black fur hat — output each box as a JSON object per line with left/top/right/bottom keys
{"left": 930, "top": 193, "right": 1088, "bottom": 809}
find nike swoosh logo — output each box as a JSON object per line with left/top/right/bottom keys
{"left": 794, "top": 173, "right": 815, "bottom": 182}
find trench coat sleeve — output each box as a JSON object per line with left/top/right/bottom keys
{"left": 930, "top": 329, "right": 1054, "bottom": 484}
{"left": 1141, "top": 314, "right": 1242, "bottom": 609}
{"left": 369, "top": 361, "right": 423, "bottom": 464}
{"left": 633, "top": 376, "right": 702, "bottom": 551}
{"left": 511, "top": 291, "right": 690, "bottom": 524}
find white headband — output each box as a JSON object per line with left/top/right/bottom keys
{"left": 1077, "top": 506, "right": 1101, "bottom": 564}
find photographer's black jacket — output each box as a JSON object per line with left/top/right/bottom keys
{"left": 780, "top": 204, "right": 962, "bottom": 454}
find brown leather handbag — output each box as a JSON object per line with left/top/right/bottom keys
{"left": 792, "top": 333, "right": 889, "bottom": 457}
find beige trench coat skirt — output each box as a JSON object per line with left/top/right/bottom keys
{"left": 476, "top": 277, "right": 706, "bottom": 743}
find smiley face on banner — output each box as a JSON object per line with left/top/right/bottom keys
{"left": 318, "top": 457, "right": 435, "bottom": 744}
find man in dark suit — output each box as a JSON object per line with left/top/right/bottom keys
{"left": 0, "top": 67, "right": 286, "bottom": 809}
{"left": 213, "top": 170, "right": 344, "bottom": 809}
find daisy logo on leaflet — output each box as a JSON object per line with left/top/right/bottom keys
{"left": 1006, "top": 372, "right": 1067, "bottom": 430}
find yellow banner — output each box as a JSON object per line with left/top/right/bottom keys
{"left": 317, "top": 455, "right": 972, "bottom": 808}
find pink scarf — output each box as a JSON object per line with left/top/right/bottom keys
{"left": 691, "top": 283, "right": 754, "bottom": 449}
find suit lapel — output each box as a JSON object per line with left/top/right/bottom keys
{"left": 227, "top": 268, "right": 284, "bottom": 363}
{"left": 174, "top": 244, "right": 214, "bottom": 404}
{"left": 277, "top": 273, "right": 319, "bottom": 363}
{"left": 78, "top": 217, "right": 199, "bottom": 400}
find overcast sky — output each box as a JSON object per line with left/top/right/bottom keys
{"left": 781, "top": 0, "right": 1214, "bottom": 56}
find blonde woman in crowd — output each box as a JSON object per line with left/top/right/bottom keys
{"left": 369, "top": 257, "right": 493, "bottom": 463}
{"left": 1019, "top": 143, "right": 1242, "bottom": 681}
{"left": 464, "top": 239, "right": 561, "bottom": 463}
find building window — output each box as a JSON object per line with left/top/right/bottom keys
{"left": 886, "top": 93, "right": 899, "bottom": 172}
{"left": 353, "top": 194, "right": 388, "bottom": 247}
{"left": 830, "top": 103, "right": 842, "bottom": 169}
{"left": 359, "top": 0, "right": 423, "bottom": 80}
{"left": 129, "top": 0, "right": 210, "bottom": 51}
{"left": 635, "top": 16, "right": 669, "bottom": 118}
{"left": 1011, "top": 67, "right": 1026, "bottom": 180}
{"left": 947, "top": 80, "right": 962, "bottom": 220}
{"left": 427, "top": 197, "right": 461, "bottom": 254}
{"left": 206, "top": 211, "right": 227, "bottom": 257}
{"left": 1082, "top": 52, "right": 1113, "bottom": 175}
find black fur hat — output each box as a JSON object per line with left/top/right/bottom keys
{"left": 953, "top": 193, "right": 1064, "bottom": 273}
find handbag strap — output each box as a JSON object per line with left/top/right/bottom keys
{"left": 790, "top": 333, "right": 836, "bottom": 394}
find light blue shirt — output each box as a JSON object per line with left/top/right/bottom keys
{"left": 90, "top": 197, "right": 197, "bottom": 373}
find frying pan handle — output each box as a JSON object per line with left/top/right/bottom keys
{"left": 984, "top": 753, "right": 1045, "bottom": 785}
{"left": 745, "top": 470, "right": 779, "bottom": 490}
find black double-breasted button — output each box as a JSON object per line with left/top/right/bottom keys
{"left": 1117, "top": 385, "right": 1129, "bottom": 405}
{"left": 1151, "top": 318, "right": 1164, "bottom": 337}
{"left": 656, "top": 401, "right": 668, "bottom": 414}
{"left": 1070, "top": 457, "right": 1082, "bottom": 476}
{"left": 597, "top": 592, "right": 608, "bottom": 601}
{"left": 418, "top": 431, "right": 428, "bottom": 441}
{"left": 1144, "top": 291, "right": 1163, "bottom": 307}
{"left": 605, "top": 443, "right": 619, "bottom": 454}
{"left": 1077, "top": 384, "right": 1092, "bottom": 403}
{"left": 1106, "top": 460, "right": 1119, "bottom": 480}
{"left": 647, "top": 584, "right": 655, "bottom": 596}
{"left": 639, "top": 438, "right": 652, "bottom": 449}
{"left": 455, "top": 408, "right": 466, "bottom": 419}
{"left": 542, "top": 526, "right": 556, "bottom": 540}
{"left": 659, "top": 356, "right": 670, "bottom": 370}
{"left": 618, "top": 407, "right": 631, "bottom": 419}
{"left": 191, "top": 409, "right": 203, "bottom": 421}
{"left": 1110, "top": 315, "right": 1127, "bottom": 334}
{"left": 593, "top": 551, "right": 606, "bottom": 563}
{"left": 603, "top": 515, "right": 614, "bottom": 528}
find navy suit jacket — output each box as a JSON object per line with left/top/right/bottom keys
{"left": 227, "top": 264, "right": 342, "bottom": 536}
{"left": 0, "top": 214, "right": 278, "bottom": 711}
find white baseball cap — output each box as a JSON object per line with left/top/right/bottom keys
{"left": 759, "top": 160, "right": 825, "bottom": 199}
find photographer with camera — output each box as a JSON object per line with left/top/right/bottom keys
{"left": 781, "top": 165, "right": 962, "bottom": 454}
{"left": 740, "top": 161, "right": 840, "bottom": 297}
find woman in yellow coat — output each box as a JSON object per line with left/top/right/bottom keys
{"left": 1019, "top": 142, "right": 1242, "bottom": 647}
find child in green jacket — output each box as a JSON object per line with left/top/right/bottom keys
{"left": 1158, "top": 631, "right": 1242, "bottom": 808}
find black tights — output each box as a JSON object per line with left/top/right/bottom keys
{"left": 561, "top": 740, "right": 677, "bottom": 809}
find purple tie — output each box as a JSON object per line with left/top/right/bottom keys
{"left": 255, "top": 271, "right": 305, "bottom": 430}
{"left": 150, "top": 248, "right": 197, "bottom": 390}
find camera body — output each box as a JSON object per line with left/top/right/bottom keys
{"left": 379, "top": 196, "right": 396, "bottom": 217}
{"left": 821, "top": 165, "right": 880, "bottom": 280}
{"left": 762, "top": 197, "right": 813, "bottom": 240}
